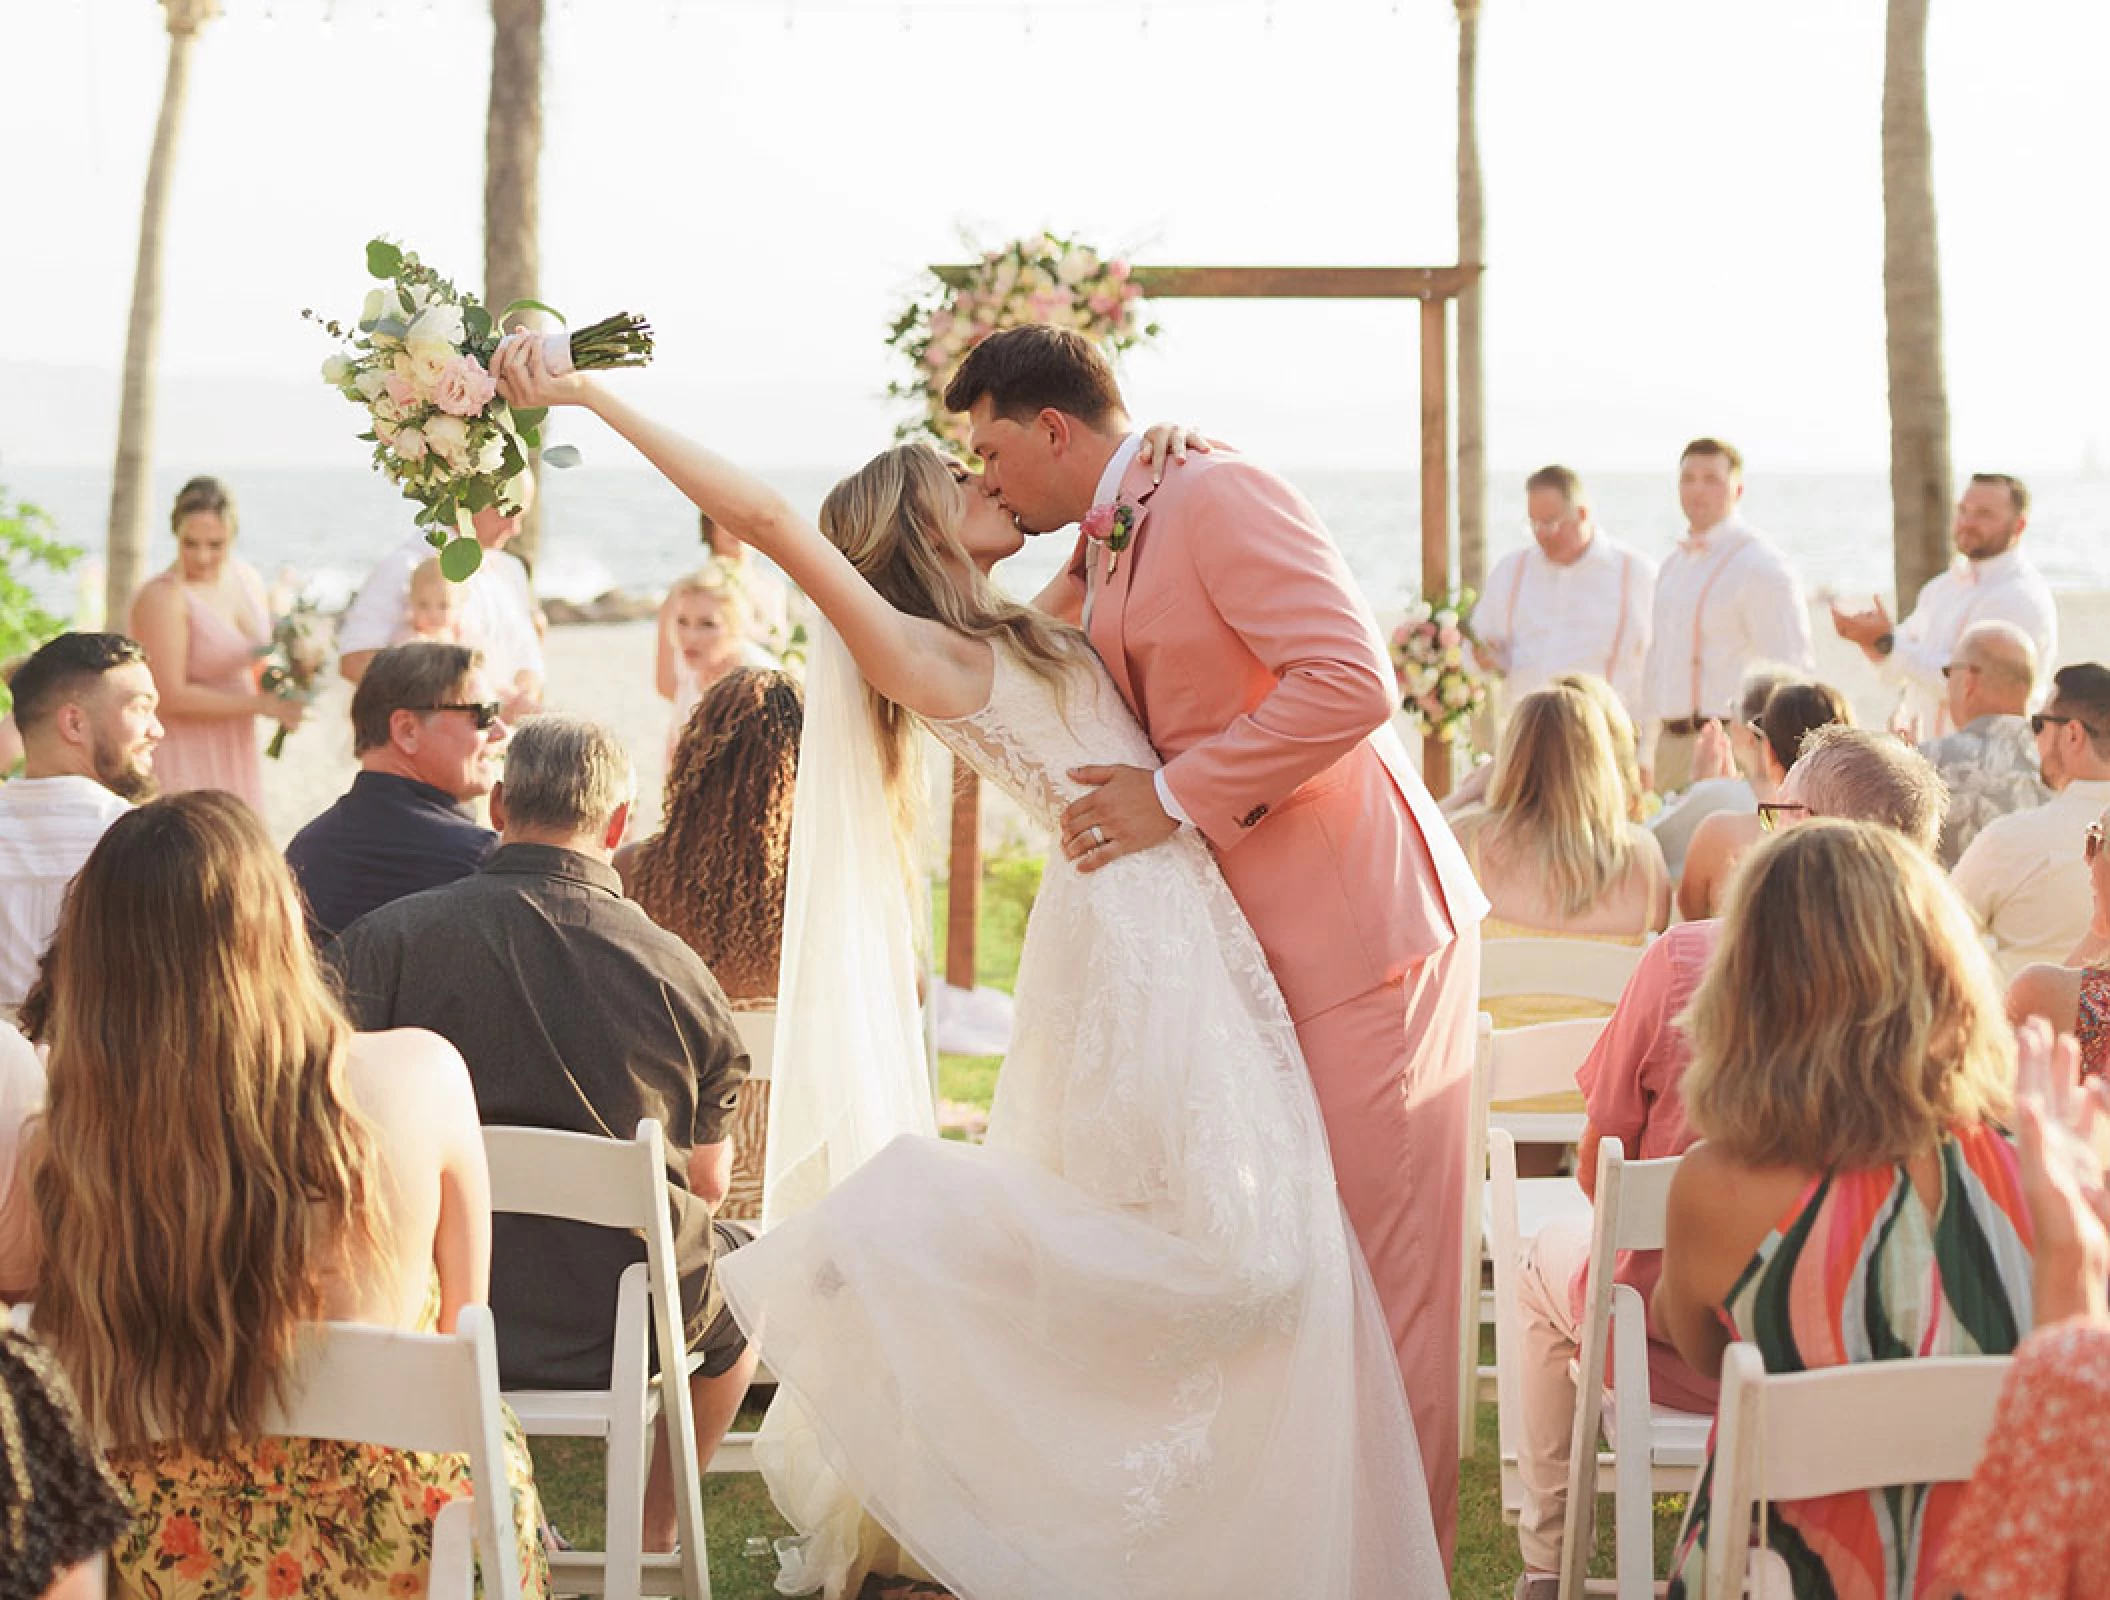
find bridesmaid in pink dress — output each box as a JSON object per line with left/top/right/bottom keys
{"left": 127, "top": 476, "right": 297, "bottom": 813}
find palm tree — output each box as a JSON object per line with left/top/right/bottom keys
{"left": 105, "top": 0, "right": 218, "bottom": 628}
{"left": 1883, "top": 0, "right": 1952, "bottom": 607}
{"left": 486, "top": 0, "right": 545, "bottom": 570}
{"left": 1455, "top": 0, "right": 1487, "bottom": 596}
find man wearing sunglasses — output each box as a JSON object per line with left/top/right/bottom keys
{"left": 1952, "top": 662, "right": 2110, "bottom": 975}
{"left": 286, "top": 641, "right": 510, "bottom": 942}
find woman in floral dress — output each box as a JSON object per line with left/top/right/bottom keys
{"left": 23, "top": 792, "right": 548, "bottom": 1597}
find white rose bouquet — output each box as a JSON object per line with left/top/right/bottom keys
{"left": 1389, "top": 588, "right": 1493, "bottom": 746}
{"left": 306, "top": 238, "right": 652, "bottom": 579}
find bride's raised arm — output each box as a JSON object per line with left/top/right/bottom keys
{"left": 489, "top": 338, "right": 991, "bottom": 720}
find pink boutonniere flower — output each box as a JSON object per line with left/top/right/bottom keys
{"left": 1082, "top": 500, "right": 1138, "bottom": 575}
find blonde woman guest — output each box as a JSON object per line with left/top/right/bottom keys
{"left": 1452, "top": 680, "right": 1670, "bottom": 1029}
{"left": 1676, "top": 679, "right": 1852, "bottom": 921}
{"left": 654, "top": 563, "right": 778, "bottom": 761}
{"left": 619, "top": 668, "right": 802, "bottom": 1222}
{"left": 1656, "top": 821, "right": 2033, "bottom": 1599}
{"left": 127, "top": 477, "right": 294, "bottom": 811}
{"left": 2007, "top": 803, "right": 2110, "bottom": 1081}
{"left": 1554, "top": 671, "right": 1648, "bottom": 821}
{"left": 25, "top": 792, "right": 549, "bottom": 1597}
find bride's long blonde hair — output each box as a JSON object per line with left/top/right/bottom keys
{"left": 818, "top": 441, "right": 1088, "bottom": 823}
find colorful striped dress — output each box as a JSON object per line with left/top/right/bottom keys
{"left": 1666, "top": 1124, "right": 2034, "bottom": 1600}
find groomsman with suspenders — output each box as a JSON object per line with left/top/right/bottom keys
{"left": 1640, "top": 438, "right": 1815, "bottom": 793}
{"left": 1472, "top": 465, "right": 1656, "bottom": 724}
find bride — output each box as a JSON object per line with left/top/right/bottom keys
{"left": 493, "top": 341, "right": 1443, "bottom": 1599}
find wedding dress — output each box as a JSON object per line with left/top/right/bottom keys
{"left": 717, "top": 631, "right": 1443, "bottom": 1600}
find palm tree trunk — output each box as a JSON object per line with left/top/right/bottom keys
{"left": 1455, "top": 0, "right": 1488, "bottom": 595}
{"left": 1883, "top": 0, "right": 1952, "bottom": 607}
{"left": 486, "top": 0, "right": 545, "bottom": 571}
{"left": 106, "top": 1, "right": 215, "bottom": 628}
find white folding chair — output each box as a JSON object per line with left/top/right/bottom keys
{"left": 1460, "top": 1013, "right": 1606, "bottom": 1457}
{"left": 1558, "top": 1138, "right": 1712, "bottom": 1600}
{"left": 10, "top": 1301, "right": 519, "bottom": 1600}
{"left": 731, "top": 1008, "right": 776, "bottom": 1089}
{"left": 483, "top": 1119, "right": 712, "bottom": 1600}
{"left": 1701, "top": 1342, "right": 2009, "bottom": 1598}
{"left": 1480, "top": 938, "right": 1650, "bottom": 1013}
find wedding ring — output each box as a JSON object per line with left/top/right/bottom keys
{"left": 1090, "top": 825, "right": 1107, "bottom": 847}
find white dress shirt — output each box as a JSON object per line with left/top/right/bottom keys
{"left": 0, "top": 775, "right": 132, "bottom": 1011}
{"left": 337, "top": 533, "right": 546, "bottom": 692}
{"left": 1884, "top": 547, "right": 2058, "bottom": 736}
{"left": 1641, "top": 516, "right": 1815, "bottom": 737}
{"left": 1475, "top": 532, "right": 1657, "bottom": 721}
{"left": 1949, "top": 776, "right": 2110, "bottom": 976}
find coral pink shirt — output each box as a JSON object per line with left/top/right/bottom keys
{"left": 1572, "top": 917, "right": 1720, "bottom": 1412}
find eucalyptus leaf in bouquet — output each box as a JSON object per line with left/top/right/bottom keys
{"left": 305, "top": 239, "right": 652, "bottom": 579}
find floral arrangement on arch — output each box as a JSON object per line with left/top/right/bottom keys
{"left": 887, "top": 232, "right": 1158, "bottom": 449}
{"left": 1390, "top": 589, "right": 1493, "bottom": 746}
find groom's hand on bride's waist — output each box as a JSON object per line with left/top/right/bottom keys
{"left": 1061, "top": 765, "right": 1179, "bottom": 873}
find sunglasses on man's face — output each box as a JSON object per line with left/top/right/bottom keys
{"left": 2033, "top": 713, "right": 2104, "bottom": 737}
{"left": 1757, "top": 800, "right": 1811, "bottom": 833}
{"left": 417, "top": 700, "right": 504, "bottom": 731}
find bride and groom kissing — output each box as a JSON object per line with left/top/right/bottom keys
{"left": 492, "top": 324, "right": 1488, "bottom": 1598}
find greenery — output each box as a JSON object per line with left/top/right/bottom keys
{"left": 0, "top": 485, "right": 82, "bottom": 714}
{"left": 529, "top": 850, "right": 1687, "bottom": 1597}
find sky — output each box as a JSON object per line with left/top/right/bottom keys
{"left": 4, "top": 0, "right": 2107, "bottom": 477}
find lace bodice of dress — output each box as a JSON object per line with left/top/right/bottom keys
{"left": 925, "top": 643, "right": 1159, "bottom": 831}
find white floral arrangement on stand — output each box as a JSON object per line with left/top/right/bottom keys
{"left": 887, "top": 232, "right": 1157, "bottom": 450}
{"left": 305, "top": 238, "right": 652, "bottom": 579}
{"left": 1390, "top": 589, "right": 1493, "bottom": 746}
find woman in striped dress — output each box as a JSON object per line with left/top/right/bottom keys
{"left": 1654, "top": 819, "right": 2035, "bottom": 1599}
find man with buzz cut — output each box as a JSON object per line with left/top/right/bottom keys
{"left": 1472, "top": 464, "right": 1656, "bottom": 722}
{"left": 0, "top": 632, "right": 163, "bottom": 1015}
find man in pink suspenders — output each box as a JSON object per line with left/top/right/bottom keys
{"left": 1638, "top": 439, "right": 1815, "bottom": 794}
{"left": 1471, "top": 465, "right": 1656, "bottom": 725}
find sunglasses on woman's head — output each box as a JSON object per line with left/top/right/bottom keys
{"left": 1757, "top": 801, "right": 1810, "bottom": 833}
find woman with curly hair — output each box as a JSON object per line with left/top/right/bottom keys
{"left": 619, "top": 667, "right": 803, "bottom": 1219}
{"left": 24, "top": 791, "right": 549, "bottom": 1597}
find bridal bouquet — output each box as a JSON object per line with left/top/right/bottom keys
{"left": 1390, "top": 589, "right": 1492, "bottom": 746}
{"left": 306, "top": 238, "right": 652, "bottom": 579}
{"left": 257, "top": 602, "right": 329, "bottom": 759}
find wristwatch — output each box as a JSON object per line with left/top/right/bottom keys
{"left": 1873, "top": 631, "right": 1896, "bottom": 658}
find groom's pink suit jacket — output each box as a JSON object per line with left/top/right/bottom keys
{"left": 1076, "top": 445, "right": 1488, "bottom": 1564}
{"left": 1079, "top": 448, "right": 1486, "bottom": 1021}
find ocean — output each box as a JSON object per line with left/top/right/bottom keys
{"left": 11, "top": 462, "right": 2110, "bottom": 622}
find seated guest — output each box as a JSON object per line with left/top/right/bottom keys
{"left": 1939, "top": 1022, "right": 2110, "bottom": 1599}
{"left": 0, "top": 1323, "right": 132, "bottom": 1600}
{"left": 1451, "top": 680, "right": 1669, "bottom": 1028}
{"left": 1646, "top": 665, "right": 1795, "bottom": 882}
{"left": 284, "top": 641, "right": 506, "bottom": 942}
{"left": 333, "top": 717, "right": 757, "bottom": 1553}
{"left": 1953, "top": 663, "right": 2110, "bottom": 976}
{"left": 1920, "top": 620, "right": 2048, "bottom": 867}
{"left": 0, "top": 633, "right": 161, "bottom": 1014}
{"left": 619, "top": 668, "right": 802, "bottom": 1222}
{"left": 1676, "top": 679, "right": 1851, "bottom": 920}
{"left": 1656, "top": 820, "right": 2030, "bottom": 1598}
{"left": 1553, "top": 672, "right": 1648, "bottom": 821}
{"left": 2005, "top": 801, "right": 2110, "bottom": 1080}
{"left": 25, "top": 791, "right": 549, "bottom": 1596}
{"left": 1510, "top": 725, "right": 1948, "bottom": 1595}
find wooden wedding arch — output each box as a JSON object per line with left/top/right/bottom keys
{"left": 931, "top": 262, "right": 1481, "bottom": 991}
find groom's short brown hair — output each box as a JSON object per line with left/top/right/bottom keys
{"left": 943, "top": 326, "right": 1126, "bottom": 427}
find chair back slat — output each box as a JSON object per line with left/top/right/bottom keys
{"left": 1480, "top": 938, "right": 1648, "bottom": 1006}
{"left": 1483, "top": 1016, "right": 1607, "bottom": 1107}
{"left": 483, "top": 1122, "right": 664, "bottom": 1231}
{"left": 732, "top": 1010, "right": 777, "bottom": 1086}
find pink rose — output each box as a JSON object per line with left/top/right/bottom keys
{"left": 384, "top": 369, "right": 419, "bottom": 409}
{"left": 929, "top": 311, "right": 955, "bottom": 338}
{"left": 1108, "top": 259, "right": 1131, "bottom": 281}
{"left": 1438, "top": 623, "right": 1462, "bottom": 650}
{"left": 431, "top": 355, "right": 497, "bottom": 418}
{"left": 1087, "top": 293, "right": 1117, "bottom": 317}
{"left": 1080, "top": 503, "right": 1117, "bottom": 541}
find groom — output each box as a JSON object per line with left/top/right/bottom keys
{"left": 948, "top": 327, "right": 1488, "bottom": 1565}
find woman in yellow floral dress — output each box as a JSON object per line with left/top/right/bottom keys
{"left": 22, "top": 791, "right": 549, "bottom": 1597}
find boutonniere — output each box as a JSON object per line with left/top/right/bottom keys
{"left": 1081, "top": 500, "right": 1138, "bottom": 577}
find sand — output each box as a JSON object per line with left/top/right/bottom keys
{"left": 254, "top": 593, "right": 2110, "bottom": 852}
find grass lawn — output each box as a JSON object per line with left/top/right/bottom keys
{"left": 531, "top": 853, "right": 1689, "bottom": 1598}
